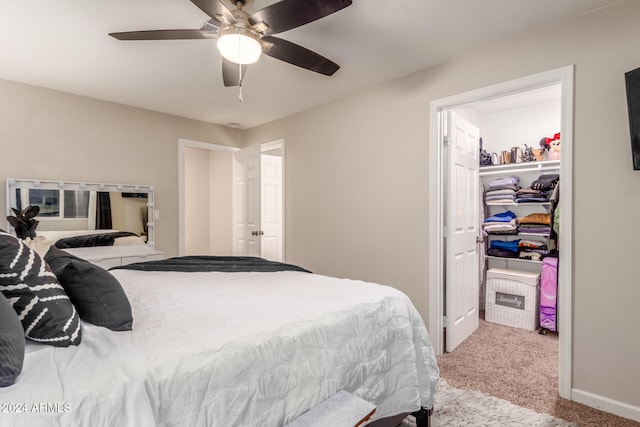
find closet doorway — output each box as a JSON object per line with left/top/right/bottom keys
{"left": 179, "top": 138, "right": 237, "bottom": 256}
{"left": 428, "top": 66, "right": 574, "bottom": 400}
{"left": 178, "top": 138, "right": 285, "bottom": 261}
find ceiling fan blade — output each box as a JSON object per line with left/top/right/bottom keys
{"left": 222, "top": 58, "right": 247, "bottom": 87}
{"left": 262, "top": 36, "right": 339, "bottom": 76}
{"left": 109, "top": 29, "right": 215, "bottom": 40}
{"left": 191, "top": 0, "right": 236, "bottom": 24}
{"left": 250, "top": 0, "right": 352, "bottom": 35}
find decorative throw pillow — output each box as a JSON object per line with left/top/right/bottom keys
{"left": 0, "top": 293, "right": 25, "bottom": 387}
{"left": 44, "top": 246, "right": 133, "bottom": 331}
{"left": 0, "top": 232, "right": 81, "bottom": 346}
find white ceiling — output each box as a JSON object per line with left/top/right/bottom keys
{"left": 0, "top": 0, "right": 622, "bottom": 129}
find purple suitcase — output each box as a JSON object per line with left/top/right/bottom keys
{"left": 540, "top": 257, "right": 558, "bottom": 332}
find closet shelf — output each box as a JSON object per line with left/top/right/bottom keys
{"left": 479, "top": 160, "right": 560, "bottom": 176}
{"left": 517, "top": 232, "right": 550, "bottom": 238}
{"left": 487, "top": 232, "right": 550, "bottom": 238}
{"left": 485, "top": 255, "right": 542, "bottom": 264}
{"left": 486, "top": 201, "right": 551, "bottom": 207}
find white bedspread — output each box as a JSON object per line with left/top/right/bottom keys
{"left": 0, "top": 323, "right": 159, "bottom": 427}
{"left": 111, "top": 270, "right": 439, "bottom": 427}
{"left": 0, "top": 270, "right": 439, "bottom": 427}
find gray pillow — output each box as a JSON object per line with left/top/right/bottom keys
{"left": 0, "top": 232, "right": 81, "bottom": 347}
{"left": 45, "top": 246, "right": 133, "bottom": 331}
{"left": 0, "top": 293, "right": 25, "bottom": 387}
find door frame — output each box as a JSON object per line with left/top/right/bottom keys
{"left": 177, "top": 138, "right": 238, "bottom": 256}
{"left": 427, "top": 65, "right": 574, "bottom": 399}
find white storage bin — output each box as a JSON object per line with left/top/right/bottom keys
{"left": 485, "top": 268, "right": 540, "bottom": 331}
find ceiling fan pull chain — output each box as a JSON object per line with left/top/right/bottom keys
{"left": 238, "top": 62, "right": 244, "bottom": 103}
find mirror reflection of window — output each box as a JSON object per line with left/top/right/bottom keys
{"left": 20, "top": 189, "right": 90, "bottom": 219}
{"left": 28, "top": 189, "right": 60, "bottom": 217}
{"left": 63, "top": 190, "right": 90, "bottom": 218}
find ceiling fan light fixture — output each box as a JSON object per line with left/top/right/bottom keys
{"left": 217, "top": 27, "right": 262, "bottom": 65}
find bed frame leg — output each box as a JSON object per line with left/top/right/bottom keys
{"left": 411, "top": 407, "right": 432, "bottom": 427}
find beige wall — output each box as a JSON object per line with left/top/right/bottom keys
{"left": 246, "top": 0, "right": 640, "bottom": 411}
{"left": 0, "top": 80, "right": 244, "bottom": 256}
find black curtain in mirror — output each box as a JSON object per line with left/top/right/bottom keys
{"left": 96, "top": 192, "right": 112, "bottom": 230}
{"left": 15, "top": 189, "right": 22, "bottom": 211}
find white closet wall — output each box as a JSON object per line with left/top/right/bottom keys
{"left": 482, "top": 101, "right": 561, "bottom": 153}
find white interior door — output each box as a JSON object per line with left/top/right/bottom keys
{"left": 260, "top": 154, "right": 283, "bottom": 261}
{"left": 445, "top": 111, "right": 480, "bottom": 352}
{"left": 233, "top": 144, "right": 262, "bottom": 257}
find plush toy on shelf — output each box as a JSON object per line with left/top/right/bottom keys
{"left": 539, "top": 132, "right": 561, "bottom": 161}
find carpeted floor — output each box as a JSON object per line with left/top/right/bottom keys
{"left": 437, "top": 314, "right": 640, "bottom": 426}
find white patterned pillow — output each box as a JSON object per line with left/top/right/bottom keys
{"left": 0, "top": 232, "right": 81, "bottom": 346}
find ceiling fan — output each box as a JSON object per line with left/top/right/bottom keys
{"left": 109, "top": 0, "right": 352, "bottom": 89}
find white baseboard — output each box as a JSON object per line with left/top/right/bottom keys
{"left": 572, "top": 388, "right": 640, "bottom": 422}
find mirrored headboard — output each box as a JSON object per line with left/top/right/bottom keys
{"left": 6, "top": 178, "right": 155, "bottom": 249}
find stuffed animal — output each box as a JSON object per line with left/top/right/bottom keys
{"left": 548, "top": 138, "right": 561, "bottom": 160}
{"left": 539, "top": 132, "right": 561, "bottom": 161}
{"left": 6, "top": 205, "right": 40, "bottom": 239}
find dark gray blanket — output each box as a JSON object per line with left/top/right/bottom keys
{"left": 54, "top": 231, "right": 139, "bottom": 249}
{"left": 110, "top": 256, "right": 311, "bottom": 273}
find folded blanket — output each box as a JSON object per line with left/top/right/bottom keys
{"left": 518, "top": 213, "right": 551, "bottom": 225}
{"left": 486, "top": 229, "right": 519, "bottom": 235}
{"left": 111, "top": 256, "right": 311, "bottom": 273}
{"left": 54, "top": 231, "right": 139, "bottom": 249}
{"left": 514, "top": 197, "right": 548, "bottom": 203}
{"left": 489, "top": 239, "right": 520, "bottom": 253}
{"left": 484, "top": 211, "right": 517, "bottom": 223}
{"left": 516, "top": 187, "right": 542, "bottom": 194}
{"left": 485, "top": 188, "right": 517, "bottom": 197}
{"left": 483, "top": 222, "right": 517, "bottom": 232}
{"left": 486, "top": 198, "right": 517, "bottom": 204}
{"left": 487, "top": 248, "right": 519, "bottom": 258}
{"left": 518, "top": 240, "right": 547, "bottom": 249}
{"left": 516, "top": 187, "right": 547, "bottom": 196}
{"left": 517, "top": 225, "right": 551, "bottom": 234}
{"left": 487, "top": 176, "right": 520, "bottom": 189}
{"left": 485, "top": 184, "right": 521, "bottom": 192}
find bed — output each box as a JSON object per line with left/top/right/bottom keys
{"left": 0, "top": 236, "right": 439, "bottom": 427}
{"left": 31, "top": 229, "right": 147, "bottom": 252}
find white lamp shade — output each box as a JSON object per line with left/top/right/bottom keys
{"left": 217, "top": 31, "right": 262, "bottom": 65}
